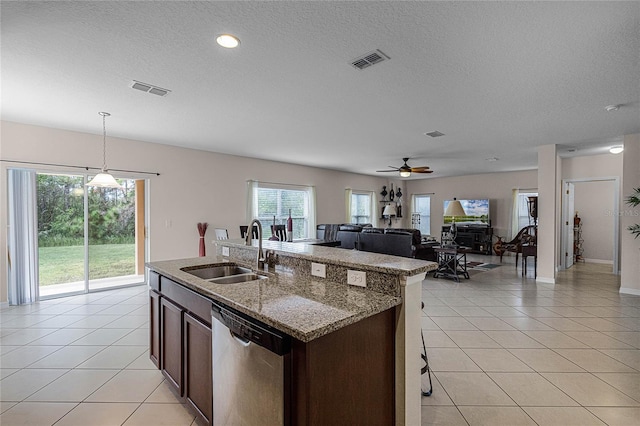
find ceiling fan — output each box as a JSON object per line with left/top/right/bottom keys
{"left": 376, "top": 157, "right": 433, "bottom": 177}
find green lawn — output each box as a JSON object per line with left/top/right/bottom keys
{"left": 39, "top": 244, "right": 135, "bottom": 286}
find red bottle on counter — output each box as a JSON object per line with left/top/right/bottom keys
{"left": 287, "top": 209, "right": 293, "bottom": 242}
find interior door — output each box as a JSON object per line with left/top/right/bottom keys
{"left": 564, "top": 182, "right": 575, "bottom": 269}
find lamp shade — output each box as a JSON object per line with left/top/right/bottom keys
{"left": 382, "top": 204, "right": 396, "bottom": 216}
{"left": 87, "top": 172, "right": 123, "bottom": 189}
{"left": 444, "top": 200, "right": 466, "bottom": 217}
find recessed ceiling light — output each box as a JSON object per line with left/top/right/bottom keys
{"left": 485, "top": 157, "right": 499, "bottom": 162}
{"left": 216, "top": 34, "right": 240, "bottom": 48}
{"left": 604, "top": 104, "right": 620, "bottom": 112}
{"left": 609, "top": 146, "right": 624, "bottom": 154}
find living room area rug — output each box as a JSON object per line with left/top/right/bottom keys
{"left": 465, "top": 261, "right": 501, "bottom": 271}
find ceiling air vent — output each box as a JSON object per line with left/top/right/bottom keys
{"left": 351, "top": 49, "right": 390, "bottom": 70}
{"left": 425, "top": 131, "right": 445, "bottom": 138}
{"left": 130, "top": 80, "right": 171, "bottom": 97}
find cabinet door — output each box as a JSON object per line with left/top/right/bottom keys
{"left": 161, "top": 297, "right": 183, "bottom": 395}
{"left": 149, "top": 290, "right": 161, "bottom": 368}
{"left": 184, "top": 312, "right": 213, "bottom": 425}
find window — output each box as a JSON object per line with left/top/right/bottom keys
{"left": 248, "top": 181, "right": 315, "bottom": 240}
{"left": 350, "top": 192, "right": 373, "bottom": 224}
{"left": 412, "top": 194, "right": 431, "bottom": 236}
{"left": 516, "top": 191, "right": 538, "bottom": 230}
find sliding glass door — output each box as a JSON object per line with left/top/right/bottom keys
{"left": 36, "top": 172, "right": 145, "bottom": 298}
{"left": 37, "top": 174, "right": 86, "bottom": 297}
{"left": 87, "top": 179, "right": 144, "bottom": 291}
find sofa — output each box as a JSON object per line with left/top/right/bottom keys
{"left": 316, "top": 224, "right": 437, "bottom": 261}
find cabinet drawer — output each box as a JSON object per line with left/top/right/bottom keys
{"left": 160, "top": 277, "right": 212, "bottom": 326}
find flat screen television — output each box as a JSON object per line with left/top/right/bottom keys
{"left": 443, "top": 199, "right": 490, "bottom": 225}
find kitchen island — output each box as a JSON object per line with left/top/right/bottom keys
{"left": 147, "top": 239, "right": 436, "bottom": 425}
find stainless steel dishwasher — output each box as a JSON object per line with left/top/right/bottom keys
{"left": 211, "top": 302, "right": 291, "bottom": 426}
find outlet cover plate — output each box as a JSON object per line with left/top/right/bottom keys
{"left": 347, "top": 270, "right": 366, "bottom": 287}
{"left": 311, "top": 262, "right": 326, "bottom": 278}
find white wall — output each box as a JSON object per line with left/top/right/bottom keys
{"left": 573, "top": 181, "right": 615, "bottom": 263}
{"left": 562, "top": 153, "right": 624, "bottom": 266}
{"left": 621, "top": 134, "right": 640, "bottom": 295}
{"left": 404, "top": 170, "right": 538, "bottom": 240}
{"left": 0, "top": 121, "right": 388, "bottom": 302}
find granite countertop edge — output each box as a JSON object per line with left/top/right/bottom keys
{"left": 147, "top": 256, "right": 403, "bottom": 342}
{"left": 217, "top": 239, "right": 437, "bottom": 276}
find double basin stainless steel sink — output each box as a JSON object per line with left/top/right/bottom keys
{"left": 181, "top": 263, "right": 267, "bottom": 284}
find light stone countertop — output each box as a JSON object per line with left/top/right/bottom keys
{"left": 220, "top": 238, "right": 435, "bottom": 276}
{"left": 148, "top": 242, "right": 436, "bottom": 342}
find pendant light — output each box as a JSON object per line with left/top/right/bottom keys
{"left": 86, "top": 112, "right": 123, "bottom": 189}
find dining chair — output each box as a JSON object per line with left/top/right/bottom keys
{"left": 214, "top": 228, "right": 229, "bottom": 240}
{"left": 271, "top": 224, "right": 287, "bottom": 241}
{"left": 239, "top": 225, "right": 259, "bottom": 239}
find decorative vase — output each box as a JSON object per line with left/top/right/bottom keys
{"left": 389, "top": 183, "right": 394, "bottom": 201}
{"left": 287, "top": 209, "right": 293, "bottom": 242}
{"left": 396, "top": 187, "right": 402, "bottom": 199}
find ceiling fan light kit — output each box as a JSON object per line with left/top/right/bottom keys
{"left": 377, "top": 157, "right": 433, "bottom": 177}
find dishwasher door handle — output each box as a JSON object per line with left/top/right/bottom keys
{"left": 229, "top": 330, "right": 251, "bottom": 347}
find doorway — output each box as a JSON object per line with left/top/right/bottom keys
{"left": 561, "top": 177, "right": 619, "bottom": 274}
{"left": 36, "top": 172, "right": 146, "bottom": 298}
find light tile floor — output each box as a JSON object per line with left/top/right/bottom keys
{"left": 0, "top": 285, "right": 199, "bottom": 426}
{"left": 422, "top": 257, "right": 640, "bottom": 426}
{"left": 1, "top": 258, "right": 638, "bottom": 425}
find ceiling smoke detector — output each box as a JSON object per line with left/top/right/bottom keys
{"left": 424, "top": 131, "right": 445, "bottom": 138}
{"left": 604, "top": 104, "right": 620, "bottom": 112}
{"left": 131, "top": 80, "right": 171, "bottom": 97}
{"left": 350, "top": 49, "right": 390, "bottom": 70}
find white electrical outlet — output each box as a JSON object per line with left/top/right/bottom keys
{"left": 222, "top": 246, "right": 230, "bottom": 257}
{"left": 347, "top": 270, "right": 366, "bottom": 287}
{"left": 311, "top": 262, "right": 326, "bottom": 278}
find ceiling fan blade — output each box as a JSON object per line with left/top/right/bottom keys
{"left": 410, "top": 167, "right": 431, "bottom": 172}
{"left": 412, "top": 169, "right": 433, "bottom": 174}
{"left": 376, "top": 169, "right": 399, "bottom": 173}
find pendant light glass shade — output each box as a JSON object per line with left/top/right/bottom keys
{"left": 87, "top": 172, "right": 122, "bottom": 188}
{"left": 87, "top": 112, "right": 123, "bottom": 189}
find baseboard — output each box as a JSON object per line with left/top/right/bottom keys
{"left": 620, "top": 287, "right": 640, "bottom": 296}
{"left": 535, "top": 276, "right": 555, "bottom": 284}
{"left": 583, "top": 258, "right": 613, "bottom": 265}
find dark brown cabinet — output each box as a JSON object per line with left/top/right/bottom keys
{"left": 149, "top": 290, "right": 161, "bottom": 368}
{"left": 151, "top": 276, "right": 213, "bottom": 426}
{"left": 150, "top": 271, "right": 395, "bottom": 426}
{"left": 161, "top": 297, "right": 183, "bottom": 394}
{"left": 184, "top": 312, "right": 213, "bottom": 424}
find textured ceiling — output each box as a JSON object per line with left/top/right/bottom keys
{"left": 2, "top": 1, "right": 638, "bottom": 178}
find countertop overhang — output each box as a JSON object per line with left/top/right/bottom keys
{"left": 147, "top": 242, "right": 436, "bottom": 342}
